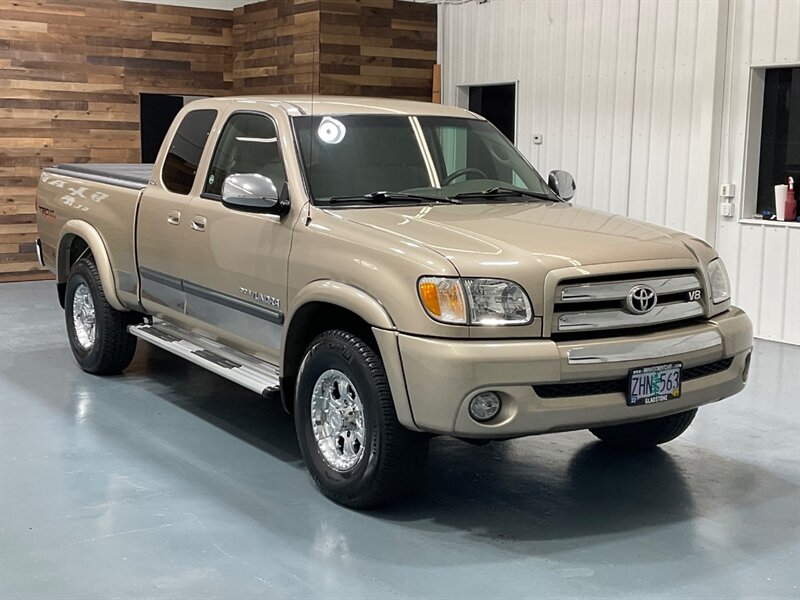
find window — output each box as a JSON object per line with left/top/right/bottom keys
{"left": 292, "top": 114, "right": 554, "bottom": 205}
{"left": 293, "top": 115, "right": 429, "bottom": 202}
{"left": 161, "top": 109, "right": 217, "bottom": 195}
{"left": 140, "top": 94, "right": 208, "bottom": 163}
{"left": 204, "top": 112, "right": 287, "bottom": 198}
{"left": 419, "top": 117, "right": 549, "bottom": 194}
{"left": 756, "top": 67, "right": 800, "bottom": 216}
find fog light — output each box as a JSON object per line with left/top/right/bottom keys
{"left": 469, "top": 392, "right": 502, "bottom": 422}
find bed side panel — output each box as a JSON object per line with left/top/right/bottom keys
{"left": 36, "top": 170, "right": 143, "bottom": 308}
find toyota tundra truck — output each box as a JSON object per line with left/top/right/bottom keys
{"left": 34, "top": 96, "right": 753, "bottom": 508}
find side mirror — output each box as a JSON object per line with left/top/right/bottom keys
{"left": 221, "top": 173, "right": 289, "bottom": 215}
{"left": 548, "top": 170, "right": 576, "bottom": 201}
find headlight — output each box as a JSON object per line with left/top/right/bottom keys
{"left": 418, "top": 277, "right": 533, "bottom": 325}
{"left": 707, "top": 258, "right": 731, "bottom": 304}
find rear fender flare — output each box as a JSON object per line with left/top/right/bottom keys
{"left": 57, "top": 220, "right": 126, "bottom": 311}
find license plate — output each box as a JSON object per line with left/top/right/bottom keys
{"left": 627, "top": 362, "right": 682, "bottom": 406}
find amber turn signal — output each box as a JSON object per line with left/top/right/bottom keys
{"left": 418, "top": 277, "right": 467, "bottom": 324}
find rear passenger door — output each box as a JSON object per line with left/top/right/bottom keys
{"left": 137, "top": 106, "right": 219, "bottom": 323}
{"left": 179, "top": 109, "right": 294, "bottom": 363}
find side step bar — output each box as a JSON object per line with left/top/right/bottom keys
{"left": 128, "top": 322, "right": 280, "bottom": 396}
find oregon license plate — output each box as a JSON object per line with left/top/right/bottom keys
{"left": 627, "top": 362, "right": 682, "bottom": 406}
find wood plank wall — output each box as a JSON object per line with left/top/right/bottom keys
{"left": 232, "top": 0, "right": 320, "bottom": 94}
{"left": 319, "top": 0, "right": 436, "bottom": 100}
{"left": 1, "top": 0, "right": 436, "bottom": 283}
{"left": 0, "top": 0, "right": 234, "bottom": 282}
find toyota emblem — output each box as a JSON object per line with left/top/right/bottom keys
{"left": 626, "top": 285, "right": 657, "bottom": 314}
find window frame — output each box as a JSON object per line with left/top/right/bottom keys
{"left": 159, "top": 108, "right": 218, "bottom": 196}
{"left": 200, "top": 110, "right": 288, "bottom": 202}
{"left": 740, "top": 63, "right": 800, "bottom": 227}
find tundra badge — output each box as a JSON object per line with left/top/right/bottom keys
{"left": 239, "top": 287, "right": 281, "bottom": 309}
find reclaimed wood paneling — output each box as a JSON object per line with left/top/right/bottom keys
{"left": 232, "top": 0, "right": 321, "bottom": 94}
{"left": 0, "top": 0, "right": 234, "bottom": 281}
{"left": 233, "top": 0, "right": 436, "bottom": 99}
{"left": 318, "top": 0, "right": 436, "bottom": 101}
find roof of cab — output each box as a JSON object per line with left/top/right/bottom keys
{"left": 219, "top": 95, "right": 480, "bottom": 118}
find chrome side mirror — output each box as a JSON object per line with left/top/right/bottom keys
{"left": 221, "top": 173, "right": 288, "bottom": 214}
{"left": 548, "top": 170, "right": 576, "bottom": 201}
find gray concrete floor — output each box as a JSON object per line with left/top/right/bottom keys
{"left": 1, "top": 280, "right": 798, "bottom": 600}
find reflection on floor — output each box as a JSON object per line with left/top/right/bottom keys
{"left": 1, "top": 281, "right": 798, "bottom": 599}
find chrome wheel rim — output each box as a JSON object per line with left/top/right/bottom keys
{"left": 72, "top": 282, "right": 96, "bottom": 351}
{"left": 311, "top": 369, "right": 366, "bottom": 472}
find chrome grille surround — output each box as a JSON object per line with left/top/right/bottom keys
{"left": 554, "top": 272, "right": 704, "bottom": 334}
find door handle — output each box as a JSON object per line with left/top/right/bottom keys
{"left": 191, "top": 215, "right": 207, "bottom": 232}
{"left": 167, "top": 210, "right": 181, "bottom": 225}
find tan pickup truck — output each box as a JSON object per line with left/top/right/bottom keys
{"left": 35, "top": 96, "right": 753, "bottom": 508}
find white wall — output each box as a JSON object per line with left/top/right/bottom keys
{"left": 715, "top": 0, "right": 800, "bottom": 345}
{"left": 440, "top": 0, "right": 799, "bottom": 344}
{"left": 442, "top": 0, "right": 639, "bottom": 218}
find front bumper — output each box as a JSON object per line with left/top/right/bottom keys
{"left": 394, "top": 308, "right": 753, "bottom": 438}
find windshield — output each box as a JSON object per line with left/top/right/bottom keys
{"left": 293, "top": 115, "right": 556, "bottom": 205}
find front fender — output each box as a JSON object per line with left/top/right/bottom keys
{"left": 285, "top": 280, "right": 396, "bottom": 333}
{"left": 58, "top": 220, "right": 126, "bottom": 311}
{"left": 281, "top": 281, "right": 421, "bottom": 431}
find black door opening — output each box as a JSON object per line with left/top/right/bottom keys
{"left": 140, "top": 94, "right": 207, "bottom": 163}
{"left": 468, "top": 83, "right": 516, "bottom": 143}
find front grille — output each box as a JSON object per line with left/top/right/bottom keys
{"left": 533, "top": 357, "right": 734, "bottom": 399}
{"left": 552, "top": 270, "right": 705, "bottom": 335}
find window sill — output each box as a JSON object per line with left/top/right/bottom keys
{"left": 739, "top": 218, "right": 800, "bottom": 229}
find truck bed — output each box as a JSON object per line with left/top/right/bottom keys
{"left": 46, "top": 163, "right": 153, "bottom": 190}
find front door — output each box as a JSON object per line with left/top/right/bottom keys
{"left": 180, "top": 109, "right": 294, "bottom": 363}
{"left": 137, "top": 107, "right": 219, "bottom": 323}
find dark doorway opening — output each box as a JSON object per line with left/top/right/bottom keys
{"left": 140, "top": 94, "right": 207, "bottom": 163}
{"left": 468, "top": 83, "right": 516, "bottom": 143}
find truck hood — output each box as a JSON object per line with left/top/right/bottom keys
{"left": 329, "top": 201, "right": 697, "bottom": 275}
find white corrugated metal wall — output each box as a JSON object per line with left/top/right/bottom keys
{"left": 440, "top": 0, "right": 799, "bottom": 344}
{"left": 715, "top": 0, "right": 800, "bottom": 345}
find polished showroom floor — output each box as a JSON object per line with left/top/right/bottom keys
{"left": 1, "top": 280, "right": 798, "bottom": 599}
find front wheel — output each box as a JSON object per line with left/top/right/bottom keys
{"left": 589, "top": 409, "right": 698, "bottom": 450}
{"left": 65, "top": 257, "right": 140, "bottom": 375}
{"left": 295, "top": 330, "right": 428, "bottom": 508}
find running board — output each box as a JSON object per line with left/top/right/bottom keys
{"left": 128, "top": 322, "right": 280, "bottom": 396}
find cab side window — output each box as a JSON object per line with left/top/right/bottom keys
{"left": 204, "top": 113, "right": 287, "bottom": 198}
{"left": 161, "top": 109, "right": 217, "bottom": 195}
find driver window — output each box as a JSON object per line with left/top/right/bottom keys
{"left": 204, "top": 113, "right": 287, "bottom": 198}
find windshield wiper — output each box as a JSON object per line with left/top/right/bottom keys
{"left": 453, "top": 187, "right": 555, "bottom": 202}
{"left": 328, "top": 191, "right": 460, "bottom": 205}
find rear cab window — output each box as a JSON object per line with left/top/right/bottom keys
{"left": 161, "top": 109, "right": 218, "bottom": 195}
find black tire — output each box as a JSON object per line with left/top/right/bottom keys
{"left": 65, "top": 257, "right": 140, "bottom": 375}
{"left": 294, "top": 330, "right": 429, "bottom": 509}
{"left": 589, "top": 409, "right": 698, "bottom": 450}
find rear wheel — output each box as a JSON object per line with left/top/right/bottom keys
{"left": 65, "top": 257, "right": 140, "bottom": 375}
{"left": 590, "top": 409, "right": 698, "bottom": 450}
{"left": 295, "top": 330, "right": 428, "bottom": 508}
